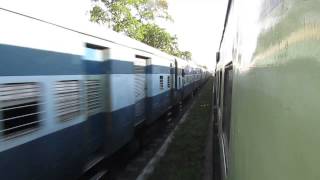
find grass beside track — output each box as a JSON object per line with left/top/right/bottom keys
{"left": 148, "top": 79, "right": 213, "bottom": 180}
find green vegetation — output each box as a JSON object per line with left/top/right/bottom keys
{"left": 90, "top": 0, "right": 192, "bottom": 60}
{"left": 149, "top": 79, "right": 213, "bottom": 180}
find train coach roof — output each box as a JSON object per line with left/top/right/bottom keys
{"left": 79, "top": 22, "right": 175, "bottom": 60}
{"left": 218, "top": 0, "right": 233, "bottom": 51}
{"left": 0, "top": 7, "right": 186, "bottom": 62}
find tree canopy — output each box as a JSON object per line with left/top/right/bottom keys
{"left": 90, "top": 0, "right": 192, "bottom": 60}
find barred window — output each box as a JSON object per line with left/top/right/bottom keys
{"left": 85, "top": 80, "right": 102, "bottom": 115}
{"left": 160, "top": 76, "right": 164, "bottom": 90}
{"left": 0, "top": 83, "right": 42, "bottom": 138}
{"left": 55, "top": 80, "right": 81, "bottom": 121}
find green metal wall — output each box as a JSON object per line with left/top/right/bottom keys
{"left": 218, "top": 0, "right": 320, "bottom": 179}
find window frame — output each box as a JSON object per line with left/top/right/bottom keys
{"left": 160, "top": 75, "right": 164, "bottom": 90}
{"left": 0, "top": 82, "right": 42, "bottom": 139}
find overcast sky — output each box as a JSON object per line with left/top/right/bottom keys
{"left": 163, "top": 0, "right": 228, "bottom": 69}
{"left": 0, "top": 0, "right": 228, "bottom": 69}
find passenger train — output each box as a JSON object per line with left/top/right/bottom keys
{"left": 0, "top": 8, "right": 210, "bottom": 180}
{"left": 215, "top": 0, "right": 320, "bottom": 180}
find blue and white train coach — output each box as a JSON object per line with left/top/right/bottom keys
{"left": 0, "top": 8, "right": 209, "bottom": 180}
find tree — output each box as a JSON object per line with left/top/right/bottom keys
{"left": 140, "top": 23, "right": 172, "bottom": 52}
{"left": 90, "top": 0, "right": 192, "bottom": 60}
{"left": 179, "top": 51, "right": 192, "bottom": 61}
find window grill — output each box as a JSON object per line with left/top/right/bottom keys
{"left": 160, "top": 76, "right": 164, "bottom": 90}
{"left": 55, "top": 80, "right": 81, "bottom": 121}
{"left": 85, "top": 80, "right": 102, "bottom": 115}
{"left": 0, "top": 83, "right": 42, "bottom": 138}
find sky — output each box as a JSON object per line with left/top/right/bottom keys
{"left": 162, "top": 0, "right": 228, "bottom": 69}
{"left": 0, "top": 0, "right": 228, "bottom": 70}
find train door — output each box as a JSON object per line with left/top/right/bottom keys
{"left": 83, "top": 43, "right": 109, "bottom": 165}
{"left": 169, "top": 62, "right": 174, "bottom": 104}
{"left": 222, "top": 63, "right": 233, "bottom": 144}
{"left": 181, "top": 68, "right": 185, "bottom": 98}
{"left": 134, "top": 55, "right": 148, "bottom": 126}
{"left": 173, "top": 59, "right": 180, "bottom": 103}
{"left": 221, "top": 62, "right": 233, "bottom": 175}
{"left": 174, "top": 59, "right": 178, "bottom": 90}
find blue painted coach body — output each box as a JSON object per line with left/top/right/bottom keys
{"left": 0, "top": 8, "right": 209, "bottom": 180}
{"left": 0, "top": 44, "right": 83, "bottom": 76}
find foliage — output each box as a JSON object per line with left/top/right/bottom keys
{"left": 179, "top": 51, "right": 192, "bottom": 61}
{"left": 90, "top": 0, "right": 192, "bottom": 60}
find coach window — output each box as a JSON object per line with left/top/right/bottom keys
{"left": 167, "top": 76, "right": 170, "bottom": 88}
{"left": 0, "top": 83, "right": 42, "bottom": 138}
{"left": 55, "top": 80, "right": 81, "bottom": 121}
{"left": 160, "top": 76, "right": 164, "bottom": 90}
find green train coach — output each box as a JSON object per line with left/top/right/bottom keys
{"left": 214, "top": 0, "right": 320, "bottom": 179}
